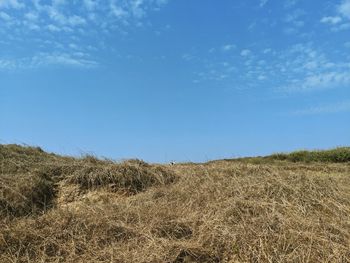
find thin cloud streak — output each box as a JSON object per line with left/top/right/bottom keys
{"left": 291, "top": 101, "right": 350, "bottom": 115}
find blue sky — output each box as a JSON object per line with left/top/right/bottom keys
{"left": 1, "top": 0, "right": 349, "bottom": 162}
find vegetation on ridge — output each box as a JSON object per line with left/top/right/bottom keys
{"left": 268, "top": 147, "right": 350, "bottom": 163}
{"left": 222, "top": 147, "right": 350, "bottom": 164}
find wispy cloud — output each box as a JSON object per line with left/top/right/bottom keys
{"left": 276, "top": 43, "right": 350, "bottom": 92}
{"left": 240, "top": 49, "right": 252, "bottom": 57}
{"left": 321, "top": 0, "right": 350, "bottom": 31}
{"left": 284, "top": 71, "right": 350, "bottom": 92}
{"left": 259, "top": 0, "right": 268, "bottom": 8}
{"left": 0, "top": 0, "right": 24, "bottom": 9}
{"left": 83, "top": 0, "right": 98, "bottom": 11}
{"left": 0, "top": 52, "right": 98, "bottom": 70}
{"left": 0, "top": 11, "right": 11, "bottom": 21}
{"left": 292, "top": 101, "right": 350, "bottom": 115}
{"left": 283, "top": 8, "right": 306, "bottom": 35}
{"left": 320, "top": 16, "right": 342, "bottom": 25}
{"left": 183, "top": 40, "right": 350, "bottom": 94}
{"left": 338, "top": 0, "right": 350, "bottom": 19}
{"left": 284, "top": 0, "right": 298, "bottom": 9}
{"left": 222, "top": 44, "right": 235, "bottom": 52}
{"left": 0, "top": 0, "right": 169, "bottom": 69}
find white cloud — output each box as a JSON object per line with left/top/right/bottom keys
{"left": 222, "top": 44, "right": 235, "bottom": 52}
{"left": 0, "top": 59, "right": 16, "bottom": 70}
{"left": 24, "top": 12, "right": 38, "bottom": 21}
{"left": 67, "top": 15, "right": 86, "bottom": 26}
{"left": 109, "top": 0, "right": 167, "bottom": 20}
{"left": 284, "top": 27, "right": 299, "bottom": 35}
{"left": 332, "top": 22, "right": 350, "bottom": 31}
{"left": 0, "top": 11, "right": 11, "bottom": 21}
{"left": 69, "top": 43, "right": 78, "bottom": 49}
{"left": 45, "top": 6, "right": 86, "bottom": 27}
{"left": 0, "top": 0, "right": 170, "bottom": 71}
{"left": 284, "top": 0, "right": 298, "bottom": 9}
{"left": 52, "top": 0, "right": 66, "bottom": 7}
{"left": 110, "top": 3, "right": 128, "bottom": 19}
{"left": 0, "top": 0, "right": 24, "bottom": 9}
{"left": 258, "top": 75, "right": 267, "bottom": 80}
{"left": 305, "top": 72, "right": 350, "bottom": 88}
{"left": 0, "top": 52, "right": 98, "bottom": 70}
{"left": 240, "top": 49, "right": 251, "bottom": 57}
{"left": 320, "top": 16, "right": 342, "bottom": 25}
{"left": 284, "top": 9, "right": 305, "bottom": 34}
{"left": 0, "top": 0, "right": 168, "bottom": 33}
{"left": 36, "top": 53, "right": 98, "bottom": 68}
{"left": 182, "top": 53, "right": 194, "bottom": 61}
{"left": 83, "top": 0, "right": 97, "bottom": 11}
{"left": 23, "top": 20, "right": 40, "bottom": 30}
{"left": 259, "top": 0, "right": 268, "bottom": 8}
{"left": 338, "top": 0, "right": 350, "bottom": 19}
{"left": 184, "top": 40, "right": 350, "bottom": 93}
{"left": 285, "top": 71, "right": 350, "bottom": 92}
{"left": 47, "top": 24, "right": 61, "bottom": 32}
{"left": 285, "top": 9, "right": 305, "bottom": 22}
{"left": 46, "top": 7, "right": 66, "bottom": 24}
{"left": 130, "top": 0, "right": 146, "bottom": 18}
{"left": 270, "top": 43, "right": 350, "bottom": 92}
{"left": 322, "top": 0, "right": 350, "bottom": 31}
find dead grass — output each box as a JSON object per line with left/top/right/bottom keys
{"left": 0, "top": 170, "right": 56, "bottom": 218}
{"left": 67, "top": 159, "right": 177, "bottom": 194}
{"left": 1, "top": 144, "right": 350, "bottom": 262}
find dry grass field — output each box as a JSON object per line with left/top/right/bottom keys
{"left": 1, "top": 144, "right": 350, "bottom": 262}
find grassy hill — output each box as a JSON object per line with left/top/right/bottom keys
{"left": 1, "top": 144, "right": 350, "bottom": 262}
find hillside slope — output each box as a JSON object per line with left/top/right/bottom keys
{"left": 1, "top": 145, "right": 350, "bottom": 262}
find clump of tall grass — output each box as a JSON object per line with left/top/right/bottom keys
{"left": 67, "top": 159, "right": 177, "bottom": 194}
{"left": 0, "top": 170, "right": 56, "bottom": 218}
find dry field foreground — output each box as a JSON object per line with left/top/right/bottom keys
{"left": 1, "top": 145, "right": 350, "bottom": 262}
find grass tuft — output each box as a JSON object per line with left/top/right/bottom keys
{"left": 67, "top": 160, "right": 177, "bottom": 194}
